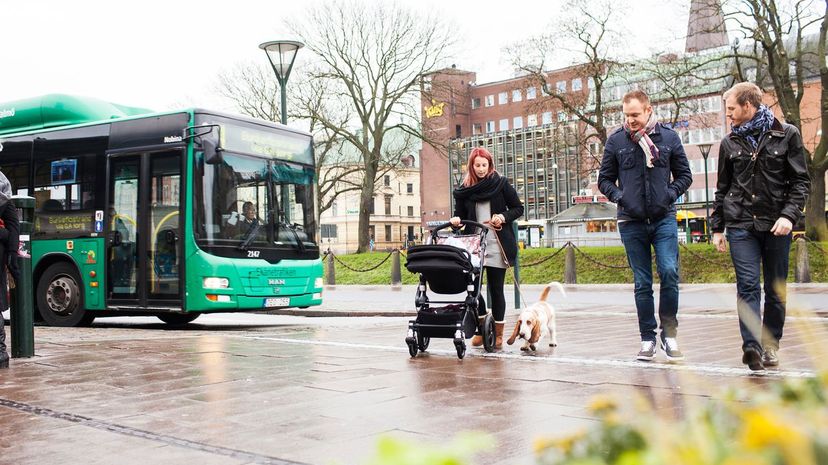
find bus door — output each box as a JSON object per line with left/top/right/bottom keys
{"left": 106, "top": 150, "right": 183, "bottom": 308}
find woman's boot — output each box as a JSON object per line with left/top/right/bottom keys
{"left": 471, "top": 316, "right": 485, "bottom": 347}
{"left": 495, "top": 323, "right": 505, "bottom": 350}
{"left": 0, "top": 317, "right": 8, "bottom": 369}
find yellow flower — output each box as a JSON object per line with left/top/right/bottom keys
{"left": 587, "top": 394, "right": 618, "bottom": 415}
{"left": 740, "top": 408, "right": 815, "bottom": 465}
{"left": 534, "top": 430, "right": 586, "bottom": 455}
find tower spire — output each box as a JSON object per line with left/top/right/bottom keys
{"left": 686, "top": 0, "right": 729, "bottom": 53}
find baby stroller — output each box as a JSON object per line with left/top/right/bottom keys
{"left": 404, "top": 220, "right": 495, "bottom": 359}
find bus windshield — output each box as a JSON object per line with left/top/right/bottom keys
{"left": 195, "top": 151, "right": 318, "bottom": 259}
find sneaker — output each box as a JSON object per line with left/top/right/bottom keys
{"left": 659, "top": 336, "right": 685, "bottom": 362}
{"left": 742, "top": 345, "right": 765, "bottom": 372}
{"left": 637, "top": 340, "right": 657, "bottom": 361}
{"left": 762, "top": 348, "right": 779, "bottom": 367}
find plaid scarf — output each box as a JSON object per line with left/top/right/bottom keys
{"left": 624, "top": 112, "right": 659, "bottom": 168}
{"left": 731, "top": 104, "right": 775, "bottom": 149}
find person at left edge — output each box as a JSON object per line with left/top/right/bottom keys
{"left": 0, "top": 170, "right": 20, "bottom": 369}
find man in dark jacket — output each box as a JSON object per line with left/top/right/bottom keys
{"left": 710, "top": 82, "right": 810, "bottom": 372}
{"left": 598, "top": 90, "right": 692, "bottom": 362}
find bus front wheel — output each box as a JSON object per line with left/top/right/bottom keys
{"left": 157, "top": 313, "right": 200, "bottom": 325}
{"left": 37, "top": 263, "right": 94, "bottom": 327}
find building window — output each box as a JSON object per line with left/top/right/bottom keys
{"left": 471, "top": 97, "right": 481, "bottom": 109}
{"left": 473, "top": 123, "right": 482, "bottom": 135}
{"left": 556, "top": 80, "right": 566, "bottom": 93}
{"left": 527, "top": 114, "right": 538, "bottom": 127}
{"left": 513, "top": 116, "right": 523, "bottom": 129}
{"left": 571, "top": 78, "right": 582, "bottom": 91}
{"left": 542, "top": 112, "right": 553, "bottom": 125}
{"left": 407, "top": 205, "right": 414, "bottom": 216}
{"left": 557, "top": 111, "right": 567, "bottom": 122}
{"left": 370, "top": 197, "right": 375, "bottom": 214}
{"left": 485, "top": 95, "right": 495, "bottom": 107}
{"left": 526, "top": 87, "right": 537, "bottom": 99}
{"left": 486, "top": 121, "right": 495, "bottom": 133}
{"left": 512, "top": 89, "right": 522, "bottom": 102}
{"left": 331, "top": 200, "right": 338, "bottom": 217}
{"left": 498, "top": 92, "right": 508, "bottom": 105}
{"left": 499, "top": 118, "right": 509, "bottom": 131}
{"left": 406, "top": 183, "right": 413, "bottom": 194}
{"left": 455, "top": 124, "right": 462, "bottom": 138}
{"left": 384, "top": 175, "right": 391, "bottom": 186}
{"left": 407, "top": 225, "right": 415, "bottom": 241}
{"left": 384, "top": 194, "right": 392, "bottom": 215}
{"left": 385, "top": 224, "right": 392, "bottom": 241}
{"left": 321, "top": 224, "right": 338, "bottom": 238}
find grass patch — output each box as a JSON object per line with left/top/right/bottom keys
{"left": 323, "top": 242, "right": 828, "bottom": 285}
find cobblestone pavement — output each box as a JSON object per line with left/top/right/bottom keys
{"left": 1, "top": 284, "right": 827, "bottom": 465}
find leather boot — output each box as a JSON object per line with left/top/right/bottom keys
{"left": 0, "top": 316, "right": 8, "bottom": 369}
{"left": 495, "top": 323, "right": 505, "bottom": 350}
{"left": 471, "top": 316, "right": 485, "bottom": 347}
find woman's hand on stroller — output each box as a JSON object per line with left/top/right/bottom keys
{"left": 449, "top": 216, "right": 462, "bottom": 227}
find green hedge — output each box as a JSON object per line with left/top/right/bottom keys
{"left": 323, "top": 241, "right": 827, "bottom": 284}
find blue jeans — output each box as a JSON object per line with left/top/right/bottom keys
{"left": 618, "top": 215, "right": 680, "bottom": 341}
{"left": 726, "top": 228, "right": 791, "bottom": 350}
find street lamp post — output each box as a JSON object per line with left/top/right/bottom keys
{"left": 259, "top": 40, "right": 304, "bottom": 125}
{"left": 552, "top": 163, "right": 560, "bottom": 215}
{"left": 697, "top": 143, "right": 713, "bottom": 242}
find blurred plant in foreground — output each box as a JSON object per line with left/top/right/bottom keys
{"left": 535, "top": 373, "right": 828, "bottom": 465}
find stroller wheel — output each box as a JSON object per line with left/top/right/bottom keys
{"left": 406, "top": 335, "right": 418, "bottom": 358}
{"left": 454, "top": 339, "right": 466, "bottom": 359}
{"left": 482, "top": 314, "right": 496, "bottom": 353}
{"left": 417, "top": 333, "right": 430, "bottom": 351}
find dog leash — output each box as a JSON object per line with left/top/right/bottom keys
{"left": 484, "top": 220, "right": 529, "bottom": 309}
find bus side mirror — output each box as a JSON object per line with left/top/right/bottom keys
{"left": 203, "top": 138, "right": 223, "bottom": 165}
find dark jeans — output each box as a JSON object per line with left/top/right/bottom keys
{"left": 726, "top": 228, "right": 791, "bottom": 350}
{"left": 477, "top": 266, "right": 507, "bottom": 322}
{"left": 618, "top": 215, "right": 680, "bottom": 341}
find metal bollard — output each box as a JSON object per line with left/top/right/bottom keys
{"left": 391, "top": 250, "right": 401, "bottom": 288}
{"left": 325, "top": 251, "right": 336, "bottom": 286}
{"left": 564, "top": 243, "right": 577, "bottom": 284}
{"left": 795, "top": 237, "right": 810, "bottom": 283}
{"left": 10, "top": 196, "right": 34, "bottom": 358}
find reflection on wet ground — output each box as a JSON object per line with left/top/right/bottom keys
{"left": 1, "top": 309, "right": 826, "bottom": 465}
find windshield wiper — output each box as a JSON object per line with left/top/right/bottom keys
{"left": 278, "top": 221, "right": 306, "bottom": 252}
{"left": 237, "top": 219, "right": 262, "bottom": 251}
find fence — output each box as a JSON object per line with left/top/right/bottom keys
{"left": 322, "top": 236, "right": 825, "bottom": 286}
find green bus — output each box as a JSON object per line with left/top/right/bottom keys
{"left": 0, "top": 94, "right": 323, "bottom": 326}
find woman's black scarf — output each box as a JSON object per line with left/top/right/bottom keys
{"left": 453, "top": 172, "right": 507, "bottom": 201}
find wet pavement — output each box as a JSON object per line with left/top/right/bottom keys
{"left": 1, "top": 283, "right": 827, "bottom": 465}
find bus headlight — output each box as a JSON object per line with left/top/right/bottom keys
{"left": 314, "top": 277, "right": 323, "bottom": 289}
{"left": 203, "top": 277, "right": 230, "bottom": 289}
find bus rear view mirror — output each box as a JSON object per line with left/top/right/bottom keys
{"left": 203, "top": 138, "right": 223, "bottom": 165}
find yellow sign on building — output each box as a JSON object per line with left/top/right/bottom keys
{"left": 425, "top": 100, "right": 446, "bottom": 118}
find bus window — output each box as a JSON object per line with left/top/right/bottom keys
{"left": 33, "top": 152, "right": 99, "bottom": 236}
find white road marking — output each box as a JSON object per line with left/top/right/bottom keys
{"left": 234, "top": 335, "right": 815, "bottom": 379}
{"left": 555, "top": 310, "right": 827, "bottom": 322}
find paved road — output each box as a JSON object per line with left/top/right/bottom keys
{"left": 1, "top": 285, "right": 827, "bottom": 465}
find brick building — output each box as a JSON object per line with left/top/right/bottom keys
{"left": 419, "top": 0, "right": 825, "bottom": 240}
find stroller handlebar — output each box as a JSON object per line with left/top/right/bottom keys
{"left": 429, "top": 220, "right": 490, "bottom": 237}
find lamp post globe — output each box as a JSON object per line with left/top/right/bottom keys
{"left": 259, "top": 40, "right": 304, "bottom": 125}
{"left": 697, "top": 143, "right": 713, "bottom": 242}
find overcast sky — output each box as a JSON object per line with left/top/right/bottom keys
{"left": 0, "top": 0, "right": 692, "bottom": 118}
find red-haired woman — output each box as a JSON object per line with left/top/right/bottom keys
{"left": 450, "top": 147, "right": 523, "bottom": 350}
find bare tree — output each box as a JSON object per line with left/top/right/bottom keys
{"left": 289, "top": 1, "right": 454, "bottom": 253}
{"left": 216, "top": 63, "right": 362, "bottom": 232}
{"left": 719, "top": 0, "right": 828, "bottom": 239}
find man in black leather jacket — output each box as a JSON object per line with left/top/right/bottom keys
{"left": 710, "top": 82, "right": 810, "bottom": 372}
{"left": 599, "top": 90, "right": 692, "bottom": 363}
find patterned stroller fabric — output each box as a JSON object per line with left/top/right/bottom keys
{"left": 433, "top": 234, "right": 482, "bottom": 268}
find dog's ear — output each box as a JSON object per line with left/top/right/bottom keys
{"left": 529, "top": 321, "right": 541, "bottom": 344}
{"left": 507, "top": 320, "right": 521, "bottom": 345}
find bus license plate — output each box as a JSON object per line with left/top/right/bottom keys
{"left": 264, "top": 297, "right": 290, "bottom": 308}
